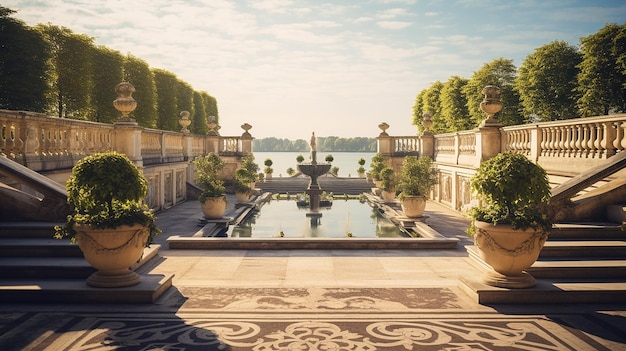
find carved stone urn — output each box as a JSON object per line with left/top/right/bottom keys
{"left": 474, "top": 221, "right": 548, "bottom": 288}
{"left": 112, "top": 82, "right": 137, "bottom": 122}
{"left": 75, "top": 223, "right": 149, "bottom": 288}
{"left": 479, "top": 85, "right": 503, "bottom": 127}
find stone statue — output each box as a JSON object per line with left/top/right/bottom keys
{"left": 310, "top": 132, "right": 317, "bottom": 151}
{"left": 310, "top": 132, "right": 317, "bottom": 164}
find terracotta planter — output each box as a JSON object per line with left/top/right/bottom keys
{"left": 74, "top": 223, "right": 149, "bottom": 288}
{"left": 401, "top": 195, "right": 426, "bottom": 218}
{"left": 381, "top": 189, "right": 396, "bottom": 202}
{"left": 201, "top": 195, "right": 227, "bottom": 219}
{"left": 473, "top": 221, "right": 548, "bottom": 288}
{"left": 235, "top": 191, "right": 250, "bottom": 202}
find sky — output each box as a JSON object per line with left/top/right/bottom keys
{"left": 4, "top": 0, "right": 626, "bottom": 139}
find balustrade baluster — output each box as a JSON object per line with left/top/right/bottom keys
{"left": 613, "top": 122, "right": 626, "bottom": 152}
{"left": 601, "top": 121, "right": 615, "bottom": 158}
{"left": 556, "top": 126, "right": 565, "bottom": 157}
{"left": 540, "top": 127, "right": 548, "bottom": 157}
{"left": 588, "top": 123, "right": 599, "bottom": 158}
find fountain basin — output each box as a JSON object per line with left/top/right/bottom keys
{"left": 298, "top": 163, "right": 332, "bottom": 178}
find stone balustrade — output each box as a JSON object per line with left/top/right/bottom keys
{"left": 0, "top": 109, "right": 251, "bottom": 171}
{"left": 0, "top": 109, "right": 252, "bottom": 212}
{"left": 379, "top": 113, "right": 626, "bottom": 212}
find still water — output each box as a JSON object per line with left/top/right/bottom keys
{"left": 229, "top": 198, "right": 410, "bottom": 238}
{"left": 253, "top": 152, "right": 375, "bottom": 177}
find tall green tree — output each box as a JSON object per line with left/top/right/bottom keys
{"left": 411, "top": 89, "right": 427, "bottom": 133}
{"left": 90, "top": 45, "right": 124, "bottom": 123}
{"left": 0, "top": 7, "right": 50, "bottom": 112}
{"left": 202, "top": 93, "right": 219, "bottom": 124}
{"left": 38, "top": 24, "right": 94, "bottom": 119}
{"left": 463, "top": 58, "right": 522, "bottom": 126}
{"left": 423, "top": 81, "right": 445, "bottom": 133}
{"left": 153, "top": 68, "right": 178, "bottom": 131}
{"left": 191, "top": 91, "right": 208, "bottom": 135}
{"left": 176, "top": 80, "right": 194, "bottom": 130}
{"left": 123, "top": 54, "right": 157, "bottom": 128}
{"left": 515, "top": 41, "right": 581, "bottom": 121}
{"left": 577, "top": 23, "right": 626, "bottom": 116}
{"left": 440, "top": 76, "right": 471, "bottom": 131}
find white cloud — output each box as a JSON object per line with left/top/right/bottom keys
{"left": 376, "top": 21, "right": 412, "bottom": 30}
{"left": 4, "top": 0, "right": 626, "bottom": 138}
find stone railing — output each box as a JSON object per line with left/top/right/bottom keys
{"left": 379, "top": 113, "right": 626, "bottom": 212}
{"left": 502, "top": 114, "right": 626, "bottom": 175}
{"left": 0, "top": 109, "right": 253, "bottom": 212}
{"left": 0, "top": 109, "right": 252, "bottom": 171}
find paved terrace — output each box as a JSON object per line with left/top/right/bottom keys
{"left": 1, "top": 198, "right": 626, "bottom": 350}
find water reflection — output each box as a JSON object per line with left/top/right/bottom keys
{"left": 230, "top": 199, "right": 410, "bottom": 238}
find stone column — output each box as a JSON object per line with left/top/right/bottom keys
{"left": 420, "top": 112, "right": 435, "bottom": 158}
{"left": 377, "top": 122, "right": 393, "bottom": 156}
{"left": 112, "top": 82, "right": 143, "bottom": 167}
{"left": 240, "top": 123, "right": 253, "bottom": 155}
{"left": 474, "top": 86, "right": 503, "bottom": 166}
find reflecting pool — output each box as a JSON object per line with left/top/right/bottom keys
{"left": 229, "top": 199, "right": 412, "bottom": 238}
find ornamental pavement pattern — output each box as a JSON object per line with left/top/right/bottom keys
{"left": 2, "top": 287, "right": 626, "bottom": 350}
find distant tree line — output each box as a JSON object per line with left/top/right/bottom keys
{"left": 253, "top": 136, "right": 376, "bottom": 152}
{"left": 0, "top": 7, "right": 217, "bottom": 133}
{"left": 413, "top": 22, "right": 626, "bottom": 134}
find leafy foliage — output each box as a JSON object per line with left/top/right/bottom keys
{"left": 379, "top": 167, "right": 396, "bottom": 192}
{"left": 193, "top": 153, "right": 226, "bottom": 201}
{"left": 440, "top": 76, "right": 472, "bottom": 131}
{"left": 397, "top": 156, "right": 438, "bottom": 198}
{"left": 38, "top": 24, "right": 95, "bottom": 119}
{"left": 468, "top": 152, "right": 551, "bottom": 235}
{"left": 577, "top": 23, "right": 626, "bottom": 116}
{"left": 516, "top": 41, "right": 581, "bottom": 121}
{"left": 54, "top": 152, "right": 160, "bottom": 244}
{"left": 369, "top": 153, "right": 386, "bottom": 181}
{"left": 123, "top": 54, "right": 158, "bottom": 128}
{"left": 0, "top": 7, "right": 50, "bottom": 111}
{"left": 90, "top": 46, "right": 124, "bottom": 123}
{"left": 464, "top": 58, "right": 523, "bottom": 126}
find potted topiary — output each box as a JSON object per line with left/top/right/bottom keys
{"left": 357, "top": 157, "right": 366, "bottom": 178}
{"left": 233, "top": 167, "right": 256, "bottom": 202}
{"left": 241, "top": 155, "right": 259, "bottom": 188}
{"left": 379, "top": 166, "right": 396, "bottom": 201}
{"left": 193, "top": 152, "right": 227, "bottom": 219}
{"left": 397, "top": 155, "right": 438, "bottom": 218}
{"left": 264, "top": 158, "right": 274, "bottom": 180}
{"left": 467, "top": 152, "right": 552, "bottom": 288}
{"left": 54, "top": 152, "right": 160, "bottom": 288}
{"left": 369, "top": 153, "right": 386, "bottom": 187}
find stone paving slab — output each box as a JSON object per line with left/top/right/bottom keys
{"left": 1, "top": 199, "right": 626, "bottom": 350}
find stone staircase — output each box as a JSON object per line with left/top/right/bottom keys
{"left": 0, "top": 222, "right": 173, "bottom": 303}
{"left": 462, "top": 207, "right": 626, "bottom": 304}
{"left": 258, "top": 175, "right": 374, "bottom": 195}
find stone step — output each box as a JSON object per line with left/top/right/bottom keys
{"left": 0, "top": 257, "right": 94, "bottom": 278}
{"left": 467, "top": 245, "right": 626, "bottom": 279}
{"left": 549, "top": 222, "right": 626, "bottom": 240}
{"left": 465, "top": 244, "right": 626, "bottom": 303}
{"left": 607, "top": 204, "right": 626, "bottom": 223}
{"left": 527, "top": 259, "right": 626, "bottom": 278}
{"left": 460, "top": 277, "right": 626, "bottom": 304}
{"left": 0, "top": 238, "right": 82, "bottom": 257}
{"left": 539, "top": 240, "right": 626, "bottom": 258}
{"left": 257, "top": 177, "right": 374, "bottom": 195}
{"left": 0, "top": 245, "right": 160, "bottom": 278}
{"left": 0, "top": 273, "right": 174, "bottom": 304}
{"left": 0, "top": 222, "right": 61, "bottom": 238}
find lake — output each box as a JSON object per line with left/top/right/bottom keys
{"left": 253, "top": 151, "right": 375, "bottom": 177}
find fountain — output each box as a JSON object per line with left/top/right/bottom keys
{"left": 297, "top": 132, "right": 331, "bottom": 218}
